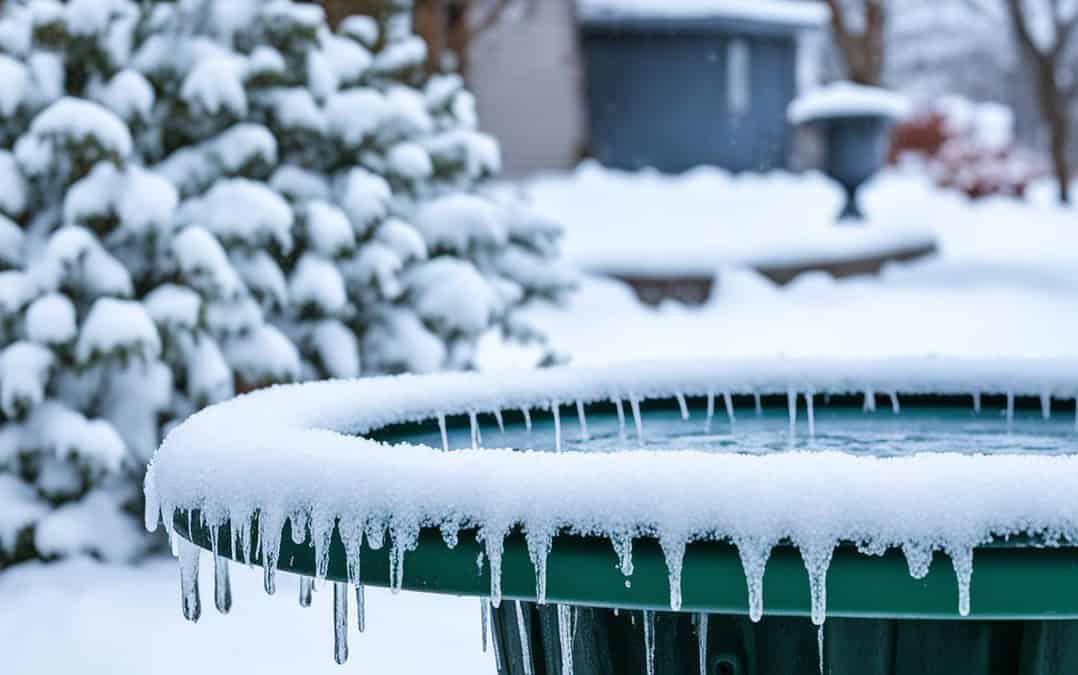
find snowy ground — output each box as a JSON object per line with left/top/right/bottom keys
{"left": 0, "top": 556, "right": 492, "bottom": 674}
{"left": 483, "top": 167, "right": 1078, "bottom": 367}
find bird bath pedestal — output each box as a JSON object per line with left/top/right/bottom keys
{"left": 148, "top": 359, "right": 1078, "bottom": 674}
{"left": 789, "top": 83, "right": 911, "bottom": 223}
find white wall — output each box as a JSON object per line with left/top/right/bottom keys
{"left": 469, "top": 0, "right": 586, "bottom": 177}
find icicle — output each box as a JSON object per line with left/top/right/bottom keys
{"left": 949, "top": 546, "right": 974, "bottom": 617}
{"left": 299, "top": 576, "right": 313, "bottom": 608}
{"left": 675, "top": 393, "right": 690, "bottom": 420}
{"left": 614, "top": 398, "right": 626, "bottom": 436}
{"left": 661, "top": 536, "right": 686, "bottom": 611}
{"left": 389, "top": 539, "right": 408, "bottom": 593}
{"left": 438, "top": 413, "right": 449, "bottom": 452}
{"left": 753, "top": 392, "right": 762, "bottom": 417}
{"left": 723, "top": 391, "right": 735, "bottom": 428}
{"left": 178, "top": 539, "right": 201, "bottom": 623}
{"left": 735, "top": 539, "right": 772, "bottom": 623}
{"left": 259, "top": 509, "right": 284, "bottom": 596}
{"left": 863, "top": 388, "right": 877, "bottom": 413}
{"left": 787, "top": 388, "right": 798, "bottom": 434}
{"left": 485, "top": 532, "right": 505, "bottom": 608}
{"left": 903, "top": 543, "right": 934, "bottom": 580}
{"left": 800, "top": 542, "right": 834, "bottom": 626}
{"left": 805, "top": 391, "right": 815, "bottom": 437}
{"left": 1006, "top": 391, "right": 1015, "bottom": 429}
{"left": 480, "top": 598, "right": 490, "bottom": 653}
{"left": 576, "top": 400, "right": 589, "bottom": 440}
{"left": 629, "top": 395, "right": 644, "bottom": 442}
{"left": 526, "top": 530, "right": 553, "bottom": 605}
{"left": 312, "top": 512, "right": 335, "bottom": 583}
{"left": 643, "top": 610, "right": 656, "bottom": 675}
{"left": 233, "top": 512, "right": 254, "bottom": 566}
{"left": 514, "top": 601, "right": 534, "bottom": 675}
{"left": 355, "top": 585, "right": 366, "bottom": 632}
{"left": 973, "top": 391, "right": 982, "bottom": 414}
{"left": 214, "top": 555, "right": 231, "bottom": 614}
{"left": 552, "top": 401, "right": 562, "bottom": 452}
{"left": 889, "top": 392, "right": 900, "bottom": 414}
{"left": 490, "top": 600, "right": 503, "bottom": 664}
{"left": 612, "top": 532, "right": 634, "bottom": 576}
{"left": 493, "top": 408, "right": 505, "bottom": 433}
{"left": 558, "top": 604, "right": 575, "bottom": 675}
{"left": 334, "top": 582, "right": 349, "bottom": 665}
{"left": 143, "top": 465, "right": 160, "bottom": 533}
{"left": 1041, "top": 391, "right": 1052, "bottom": 420}
{"left": 469, "top": 410, "right": 480, "bottom": 450}
{"left": 696, "top": 613, "right": 709, "bottom": 675}
{"left": 522, "top": 407, "right": 532, "bottom": 431}
{"left": 1074, "top": 398, "right": 1078, "bottom": 432}
{"left": 705, "top": 390, "right": 715, "bottom": 433}
{"left": 817, "top": 624, "right": 825, "bottom": 675}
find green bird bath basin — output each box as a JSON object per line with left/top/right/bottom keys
{"left": 148, "top": 360, "right": 1078, "bottom": 674}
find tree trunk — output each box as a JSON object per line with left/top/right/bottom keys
{"left": 1033, "top": 55, "right": 1073, "bottom": 204}
{"left": 825, "top": 0, "right": 886, "bottom": 86}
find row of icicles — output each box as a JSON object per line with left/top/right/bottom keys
{"left": 172, "top": 386, "right": 1076, "bottom": 672}
{"left": 176, "top": 532, "right": 705, "bottom": 675}
{"left": 444, "top": 388, "right": 1078, "bottom": 453}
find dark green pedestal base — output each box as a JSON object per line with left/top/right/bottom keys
{"left": 493, "top": 604, "right": 1078, "bottom": 675}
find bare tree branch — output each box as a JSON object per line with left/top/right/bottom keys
{"left": 824, "top": 0, "right": 887, "bottom": 85}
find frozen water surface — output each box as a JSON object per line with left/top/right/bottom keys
{"left": 377, "top": 400, "right": 1078, "bottom": 457}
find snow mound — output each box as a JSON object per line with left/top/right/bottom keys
{"left": 789, "top": 82, "right": 912, "bottom": 125}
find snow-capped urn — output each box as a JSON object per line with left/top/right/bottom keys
{"left": 789, "top": 82, "right": 910, "bottom": 221}
{"left": 0, "top": 0, "right": 571, "bottom": 567}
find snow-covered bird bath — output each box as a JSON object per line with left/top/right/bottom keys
{"left": 146, "top": 358, "right": 1078, "bottom": 674}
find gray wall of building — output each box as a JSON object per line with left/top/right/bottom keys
{"left": 469, "top": 0, "right": 587, "bottom": 177}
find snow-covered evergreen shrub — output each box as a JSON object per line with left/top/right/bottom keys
{"left": 0, "top": 0, "right": 571, "bottom": 568}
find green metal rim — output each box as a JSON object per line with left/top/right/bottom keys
{"left": 175, "top": 510, "right": 1078, "bottom": 621}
